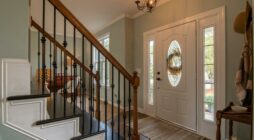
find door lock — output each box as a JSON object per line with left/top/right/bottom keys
{"left": 156, "top": 77, "right": 161, "bottom": 81}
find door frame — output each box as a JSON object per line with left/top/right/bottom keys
{"left": 143, "top": 6, "right": 225, "bottom": 138}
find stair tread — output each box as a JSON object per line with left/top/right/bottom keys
{"left": 7, "top": 94, "right": 50, "bottom": 101}
{"left": 36, "top": 114, "right": 82, "bottom": 125}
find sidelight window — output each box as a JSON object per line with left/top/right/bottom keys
{"left": 148, "top": 40, "right": 155, "bottom": 105}
{"left": 203, "top": 27, "right": 215, "bottom": 122}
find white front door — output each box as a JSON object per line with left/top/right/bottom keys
{"left": 156, "top": 21, "right": 197, "bottom": 130}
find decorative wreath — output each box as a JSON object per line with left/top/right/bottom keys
{"left": 166, "top": 49, "right": 182, "bottom": 75}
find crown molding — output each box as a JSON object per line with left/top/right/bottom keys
{"left": 95, "top": 13, "right": 132, "bottom": 34}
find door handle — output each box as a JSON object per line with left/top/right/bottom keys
{"left": 156, "top": 77, "right": 161, "bottom": 81}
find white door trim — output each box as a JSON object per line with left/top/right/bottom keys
{"left": 143, "top": 6, "right": 225, "bottom": 138}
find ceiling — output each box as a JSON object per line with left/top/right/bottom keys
{"left": 31, "top": 0, "right": 169, "bottom": 34}
{"left": 61, "top": 0, "right": 137, "bottom": 33}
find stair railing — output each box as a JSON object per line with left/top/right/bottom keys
{"left": 31, "top": 0, "right": 140, "bottom": 139}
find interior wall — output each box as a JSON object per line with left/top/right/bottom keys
{"left": 125, "top": 18, "right": 134, "bottom": 73}
{"left": 0, "top": 0, "right": 34, "bottom": 140}
{"left": 132, "top": 0, "right": 250, "bottom": 139}
{"left": 96, "top": 17, "right": 134, "bottom": 104}
{"left": 96, "top": 18, "right": 126, "bottom": 69}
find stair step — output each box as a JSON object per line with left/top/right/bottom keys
{"left": 71, "top": 130, "right": 105, "bottom": 140}
{"left": 7, "top": 94, "right": 51, "bottom": 101}
{"left": 36, "top": 114, "right": 82, "bottom": 125}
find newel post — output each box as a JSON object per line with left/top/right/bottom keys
{"left": 95, "top": 71, "right": 100, "bottom": 120}
{"left": 132, "top": 71, "right": 140, "bottom": 140}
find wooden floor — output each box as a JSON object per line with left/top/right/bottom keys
{"left": 137, "top": 117, "right": 209, "bottom": 140}
{"left": 47, "top": 94, "right": 208, "bottom": 140}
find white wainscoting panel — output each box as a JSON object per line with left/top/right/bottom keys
{"left": 1, "top": 59, "right": 80, "bottom": 140}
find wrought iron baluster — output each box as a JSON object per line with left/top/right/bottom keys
{"left": 123, "top": 77, "right": 126, "bottom": 139}
{"left": 117, "top": 71, "right": 121, "bottom": 139}
{"left": 80, "top": 66, "right": 82, "bottom": 109}
{"left": 97, "top": 50, "right": 101, "bottom": 129}
{"left": 104, "top": 59, "right": 108, "bottom": 140}
{"left": 92, "top": 75, "right": 95, "bottom": 117}
{"left": 53, "top": 7, "right": 57, "bottom": 119}
{"left": 128, "top": 82, "right": 131, "bottom": 140}
{"left": 81, "top": 35, "right": 86, "bottom": 134}
{"left": 49, "top": 42, "right": 52, "bottom": 89}
{"left": 111, "top": 65, "right": 115, "bottom": 140}
{"left": 63, "top": 17, "right": 68, "bottom": 116}
{"left": 89, "top": 42, "right": 94, "bottom": 132}
{"left": 37, "top": 32, "right": 41, "bottom": 87}
{"left": 41, "top": 0, "right": 46, "bottom": 95}
{"left": 82, "top": 35, "right": 86, "bottom": 112}
{"left": 73, "top": 27, "right": 77, "bottom": 115}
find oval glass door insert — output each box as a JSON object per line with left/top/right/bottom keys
{"left": 167, "top": 40, "right": 182, "bottom": 87}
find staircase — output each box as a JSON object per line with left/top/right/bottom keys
{"left": 2, "top": 0, "right": 140, "bottom": 140}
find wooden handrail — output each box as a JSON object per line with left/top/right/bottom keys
{"left": 31, "top": 19, "right": 97, "bottom": 79}
{"left": 48, "top": 0, "right": 133, "bottom": 82}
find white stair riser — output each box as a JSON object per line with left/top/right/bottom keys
{"left": 1, "top": 59, "right": 80, "bottom": 140}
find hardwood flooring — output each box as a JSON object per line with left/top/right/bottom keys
{"left": 137, "top": 117, "right": 209, "bottom": 140}
{"left": 47, "top": 94, "right": 208, "bottom": 140}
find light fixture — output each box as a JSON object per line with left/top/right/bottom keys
{"left": 135, "top": 0, "right": 157, "bottom": 13}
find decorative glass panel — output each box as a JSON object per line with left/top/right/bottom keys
{"left": 167, "top": 40, "right": 182, "bottom": 87}
{"left": 204, "top": 65, "right": 214, "bottom": 84}
{"left": 204, "top": 84, "right": 215, "bottom": 122}
{"left": 148, "top": 40, "right": 155, "bottom": 105}
{"left": 204, "top": 46, "right": 214, "bottom": 64}
{"left": 203, "top": 27, "right": 215, "bottom": 122}
{"left": 204, "top": 27, "right": 214, "bottom": 46}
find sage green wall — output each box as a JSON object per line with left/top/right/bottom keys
{"left": 97, "top": 18, "right": 126, "bottom": 70}
{"left": 96, "top": 18, "right": 134, "bottom": 104}
{"left": 125, "top": 18, "right": 134, "bottom": 73}
{"left": 132, "top": 0, "right": 250, "bottom": 139}
{"left": 0, "top": 0, "right": 34, "bottom": 140}
{"left": 96, "top": 17, "right": 135, "bottom": 73}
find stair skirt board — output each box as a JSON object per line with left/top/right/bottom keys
{"left": 1, "top": 59, "right": 81, "bottom": 140}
